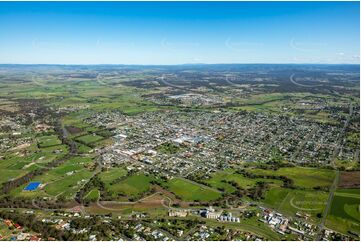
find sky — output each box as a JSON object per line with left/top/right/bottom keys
{"left": 0, "top": 1, "right": 359, "bottom": 65}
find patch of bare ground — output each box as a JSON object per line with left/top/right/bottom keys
{"left": 65, "top": 125, "right": 83, "bottom": 135}
{"left": 339, "top": 171, "right": 360, "bottom": 188}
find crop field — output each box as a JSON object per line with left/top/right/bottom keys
{"left": 248, "top": 167, "right": 336, "bottom": 189}
{"left": 163, "top": 178, "right": 222, "bottom": 202}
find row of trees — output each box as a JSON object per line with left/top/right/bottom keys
{"left": 236, "top": 169, "right": 295, "bottom": 189}
{"left": 0, "top": 196, "right": 67, "bottom": 209}
{"left": 75, "top": 175, "right": 105, "bottom": 204}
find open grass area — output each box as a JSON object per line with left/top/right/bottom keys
{"left": 44, "top": 169, "right": 93, "bottom": 197}
{"left": 262, "top": 187, "right": 329, "bottom": 222}
{"left": 106, "top": 173, "right": 154, "bottom": 198}
{"left": 84, "top": 189, "right": 100, "bottom": 202}
{"left": 37, "top": 135, "right": 62, "bottom": 147}
{"left": 99, "top": 167, "right": 127, "bottom": 185}
{"left": 326, "top": 215, "right": 360, "bottom": 237}
{"left": 204, "top": 170, "right": 283, "bottom": 193}
{"left": 0, "top": 169, "right": 28, "bottom": 186}
{"left": 9, "top": 156, "right": 94, "bottom": 199}
{"left": 330, "top": 193, "right": 359, "bottom": 222}
{"left": 262, "top": 187, "right": 290, "bottom": 208}
{"left": 75, "top": 134, "right": 104, "bottom": 144}
{"left": 0, "top": 142, "right": 69, "bottom": 191}
{"left": 336, "top": 188, "right": 360, "bottom": 196}
{"left": 163, "top": 178, "right": 222, "bottom": 202}
{"left": 248, "top": 166, "right": 336, "bottom": 189}
{"left": 76, "top": 142, "right": 92, "bottom": 153}
{"left": 327, "top": 189, "right": 360, "bottom": 233}
{"left": 325, "top": 188, "right": 360, "bottom": 236}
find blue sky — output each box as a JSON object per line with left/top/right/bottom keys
{"left": 0, "top": 1, "right": 359, "bottom": 64}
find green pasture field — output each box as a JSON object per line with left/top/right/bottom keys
{"left": 247, "top": 166, "right": 335, "bottom": 189}
{"left": 76, "top": 134, "right": 104, "bottom": 144}
{"left": 329, "top": 193, "right": 359, "bottom": 222}
{"left": 44, "top": 169, "right": 93, "bottom": 198}
{"left": 76, "top": 142, "right": 92, "bottom": 153}
{"left": 91, "top": 138, "right": 113, "bottom": 148}
{"left": 0, "top": 143, "right": 69, "bottom": 190}
{"left": 262, "top": 187, "right": 329, "bottom": 221}
{"left": 204, "top": 170, "right": 283, "bottom": 193}
{"left": 37, "top": 135, "right": 62, "bottom": 147}
{"left": 105, "top": 173, "right": 154, "bottom": 198}
{"left": 326, "top": 187, "right": 360, "bottom": 235}
{"left": 84, "top": 189, "right": 100, "bottom": 202}
{"left": 0, "top": 170, "right": 28, "bottom": 188}
{"left": 228, "top": 92, "right": 341, "bottom": 124}
{"left": 163, "top": 177, "right": 222, "bottom": 202}
{"left": 262, "top": 187, "right": 290, "bottom": 208}
{"left": 61, "top": 112, "right": 99, "bottom": 136}
{"left": 99, "top": 167, "right": 128, "bottom": 185}
{"left": 9, "top": 156, "right": 94, "bottom": 199}
{"left": 326, "top": 215, "right": 360, "bottom": 237}
{"left": 335, "top": 188, "right": 360, "bottom": 196}
{"left": 325, "top": 188, "right": 360, "bottom": 236}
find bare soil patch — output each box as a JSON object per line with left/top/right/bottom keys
{"left": 65, "top": 125, "right": 83, "bottom": 135}
{"left": 339, "top": 171, "right": 360, "bottom": 188}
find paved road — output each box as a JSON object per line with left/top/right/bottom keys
{"left": 315, "top": 103, "right": 352, "bottom": 239}
{"left": 316, "top": 170, "right": 340, "bottom": 239}
{"left": 289, "top": 73, "right": 322, "bottom": 88}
